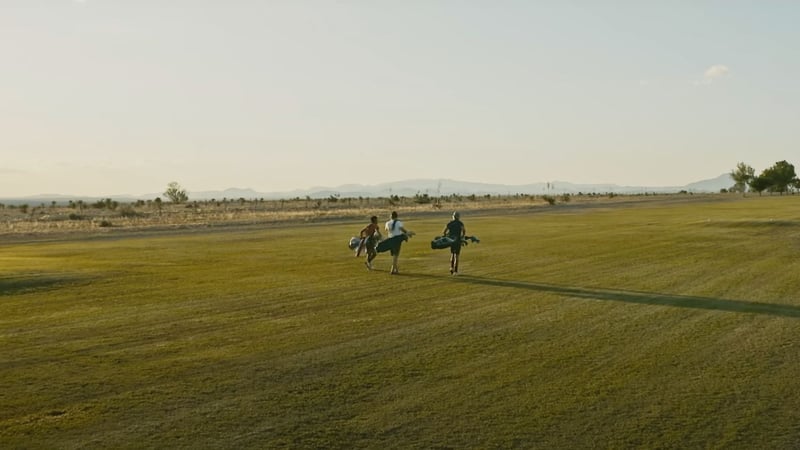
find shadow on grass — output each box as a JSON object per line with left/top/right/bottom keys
{"left": 709, "top": 219, "right": 800, "bottom": 229}
{"left": 0, "top": 274, "right": 84, "bottom": 296}
{"left": 403, "top": 272, "right": 800, "bottom": 318}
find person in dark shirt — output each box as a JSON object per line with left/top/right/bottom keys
{"left": 442, "top": 211, "right": 466, "bottom": 275}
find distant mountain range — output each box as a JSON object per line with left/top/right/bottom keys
{"left": 191, "top": 173, "right": 734, "bottom": 200}
{"left": 1, "top": 174, "right": 734, "bottom": 204}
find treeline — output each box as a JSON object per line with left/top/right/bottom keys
{"left": 730, "top": 160, "right": 799, "bottom": 195}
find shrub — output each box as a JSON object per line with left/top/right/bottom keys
{"left": 542, "top": 195, "right": 556, "bottom": 205}
{"left": 119, "top": 206, "right": 141, "bottom": 218}
{"left": 92, "top": 198, "right": 119, "bottom": 211}
{"left": 414, "top": 193, "right": 432, "bottom": 204}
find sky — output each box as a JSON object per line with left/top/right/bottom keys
{"left": 2, "top": 1, "right": 799, "bottom": 197}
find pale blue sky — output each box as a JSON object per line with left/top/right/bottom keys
{"left": 2, "top": 1, "right": 798, "bottom": 197}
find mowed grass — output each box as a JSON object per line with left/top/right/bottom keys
{"left": 2, "top": 195, "right": 800, "bottom": 449}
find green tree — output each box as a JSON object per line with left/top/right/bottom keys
{"left": 749, "top": 175, "right": 770, "bottom": 196}
{"left": 730, "top": 162, "right": 755, "bottom": 194}
{"left": 760, "top": 160, "right": 798, "bottom": 194}
{"left": 164, "top": 182, "right": 189, "bottom": 203}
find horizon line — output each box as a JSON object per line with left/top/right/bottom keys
{"left": 0, "top": 174, "right": 732, "bottom": 201}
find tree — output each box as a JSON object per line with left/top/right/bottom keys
{"left": 164, "top": 181, "right": 188, "bottom": 203}
{"left": 760, "top": 160, "right": 798, "bottom": 194}
{"left": 730, "top": 162, "right": 755, "bottom": 194}
{"left": 749, "top": 175, "right": 770, "bottom": 196}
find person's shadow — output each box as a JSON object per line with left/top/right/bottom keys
{"left": 0, "top": 274, "right": 84, "bottom": 296}
{"left": 403, "top": 273, "right": 800, "bottom": 319}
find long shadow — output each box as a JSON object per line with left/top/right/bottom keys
{"left": 0, "top": 274, "right": 85, "bottom": 296}
{"left": 403, "top": 273, "right": 800, "bottom": 319}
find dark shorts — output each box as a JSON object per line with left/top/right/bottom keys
{"left": 450, "top": 239, "right": 462, "bottom": 255}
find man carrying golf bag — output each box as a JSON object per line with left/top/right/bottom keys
{"left": 443, "top": 211, "right": 466, "bottom": 275}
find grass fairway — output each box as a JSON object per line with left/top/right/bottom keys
{"left": 3, "top": 195, "right": 800, "bottom": 448}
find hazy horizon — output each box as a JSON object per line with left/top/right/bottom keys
{"left": 0, "top": 172, "right": 734, "bottom": 200}
{"left": 3, "top": 2, "right": 798, "bottom": 197}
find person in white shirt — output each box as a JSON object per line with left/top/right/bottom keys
{"left": 384, "top": 211, "right": 413, "bottom": 275}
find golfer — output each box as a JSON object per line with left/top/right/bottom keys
{"left": 359, "top": 216, "right": 381, "bottom": 270}
{"left": 442, "top": 211, "right": 466, "bottom": 275}
{"left": 384, "top": 211, "right": 412, "bottom": 275}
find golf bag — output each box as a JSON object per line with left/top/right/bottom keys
{"left": 431, "top": 236, "right": 456, "bottom": 250}
{"left": 430, "top": 235, "right": 481, "bottom": 250}
{"left": 376, "top": 234, "right": 408, "bottom": 253}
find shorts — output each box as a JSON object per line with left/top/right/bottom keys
{"left": 365, "top": 236, "right": 377, "bottom": 253}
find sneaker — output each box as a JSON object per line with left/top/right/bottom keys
{"left": 452, "top": 271, "right": 459, "bottom": 276}
{"left": 365, "top": 261, "right": 372, "bottom": 271}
